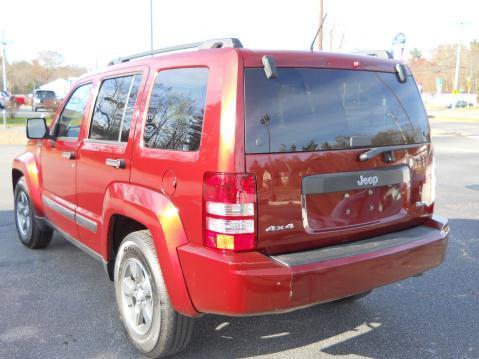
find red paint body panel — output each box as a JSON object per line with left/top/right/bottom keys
{"left": 178, "top": 216, "right": 448, "bottom": 315}
{"left": 12, "top": 47, "right": 447, "bottom": 318}
{"left": 246, "top": 145, "right": 434, "bottom": 254}
{"left": 12, "top": 149, "right": 44, "bottom": 216}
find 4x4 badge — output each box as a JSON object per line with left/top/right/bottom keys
{"left": 266, "top": 223, "right": 294, "bottom": 232}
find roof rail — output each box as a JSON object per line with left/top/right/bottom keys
{"left": 108, "top": 38, "right": 243, "bottom": 66}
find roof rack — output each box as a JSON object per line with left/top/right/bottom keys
{"left": 108, "top": 38, "right": 243, "bottom": 66}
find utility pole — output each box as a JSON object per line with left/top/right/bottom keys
{"left": 1, "top": 30, "right": 6, "bottom": 92}
{"left": 317, "top": 0, "right": 324, "bottom": 50}
{"left": 453, "top": 22, "right": 464, "bottom": 94}
{"left": 149, "top": 0, "right": 154, "bottom": 51}
{"left": 1, "top": 29, "right": 7, "bottom": 129}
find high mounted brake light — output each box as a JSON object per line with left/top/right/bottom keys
{"left": 203, "top": 172, "right": 257, "bottom": 251}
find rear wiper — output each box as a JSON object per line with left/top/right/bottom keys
{"left": 358, "top": 143, "right": 423, "bottom": 162}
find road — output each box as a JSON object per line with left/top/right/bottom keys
{"left": 0, "top": 121, "right": 478, "bottom": 358}
{"left": 11, "top": 106, "right": 53, "bottom": 119}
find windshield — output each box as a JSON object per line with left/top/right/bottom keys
{"left": 244, "top": 68, "right": 430, "bottom": 154}
{"left": 35, "top": 91, "right": 56, "bottom": 99}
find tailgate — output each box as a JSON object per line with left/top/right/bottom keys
{"left": 243, "top": 67, "right": 433, "bottom": 255}
{"left": 246, "top": 145, "right": 433, "bottom": 254}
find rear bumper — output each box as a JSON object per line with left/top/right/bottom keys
{"left": 178, "top": 215, "right": 449, "bottom": 316}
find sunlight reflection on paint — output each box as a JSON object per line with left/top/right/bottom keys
{"left": 160, "top": 203, "right": 179, "bottom": 220}
{"left": 218, "top": 89, "right": 236, "bottom": 171}
{"left": 157, "top": 202, "right": 180, "bottom": 242}
{"left": 27, "top": 162, "right": 39, "bottom": 187}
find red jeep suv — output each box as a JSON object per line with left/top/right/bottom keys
{"left": 12, "top": 38, "right": 449, "bottom": 357}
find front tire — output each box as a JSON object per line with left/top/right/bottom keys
{"left": 114, "top": 230, "right": 194, "bottom": 358}
{"left": 14, "top": 177, "right": 53, "bottom": 249}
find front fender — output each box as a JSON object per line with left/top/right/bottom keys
{"left": 12, "top": 150, "right": 45, "bottom": 217}
{"left": 112, "top": 184, "right": 199, "bottom": 317}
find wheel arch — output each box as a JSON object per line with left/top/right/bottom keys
{"left": 104, "top": 184, "right": 199, "bottom": 317}
{"left": 12, "top": 151, "right": 45, "bottom": 217}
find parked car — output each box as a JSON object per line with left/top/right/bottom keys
{"left": 13, "top": 95, "right": 26, "bottom": 105}
{"left": 447, "top": 100, "right": 473, "bottom": 108}
{"left": 32, "top": 89, "right": 58, "bottom": 111}
{"left": 12, "top": 38, "right": 449, "bottom": 358}
{"left": 0, "top": 90, "right": 10, "bottom": 109}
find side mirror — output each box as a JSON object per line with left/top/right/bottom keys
{"left": 26, "top": 118, "right": 49, "bottom": 139}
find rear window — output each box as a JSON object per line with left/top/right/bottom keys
{"left": 35, "top": 90, "right": 55, "bottom": 99}
{"left": 244, "top": 68, "right": 430, "bottom": 154}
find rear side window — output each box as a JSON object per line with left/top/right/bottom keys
{"left": 90, "top": 74, "right": 143, "bottom": 142}
{"left": 143, "top": 68, "right": 208, "bottom": 151}
{"left": 244, "top": 68, "right": 430, "bottom": 153}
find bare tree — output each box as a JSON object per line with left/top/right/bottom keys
{"left": 37, "top": 50, "right": 64, "bottom": 82}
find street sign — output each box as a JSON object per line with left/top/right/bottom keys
{"left": 392, "top": 32, "right": 407, "bottom": 46}
{"left": 392, "top": 33, "right": 407, "bottom": 60}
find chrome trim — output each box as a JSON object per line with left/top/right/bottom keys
{"left": 55, "top": 136, "right": 78, "bottom": 142}
{"left": 118, "top": 75, "right": 136, "bottom": 142}
{"left": 83, "top": 139, "right": 125, "bottom": 145}
{"left": 75, "top": 212, "right": 98, "bottom": 233}
{"left": 105, "top": 158, "right": 125, "bottom": 169}
{"left": 62, "top": 151, "right": 75, "bottom": 159}
{"left": 42, "top": 196, "right": 75, "bottom": 221}
{"left": 358, "top": 143, "right": 425, "bottom": 162}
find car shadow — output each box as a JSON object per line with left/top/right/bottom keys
{"left": 1, "top": 211, "right": 478, "bottom": 358}
{"left": 176, "top": 217, "right": 479, "bottom": 358}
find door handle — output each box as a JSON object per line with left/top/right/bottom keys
{"left": 105, "top": 158, "right": 126, "bottom": 169}
{"left": 62, "top": 151, "right": 75, "bottom": 160}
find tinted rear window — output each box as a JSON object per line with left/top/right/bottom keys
{"left": 245, "top": 68, "right": 430, "bottom": 154}
{"left": 143, "top": 68, "right": 208, "bottom": 151}
{"left": 36, "top": 91, "right": 55, "bottom": 98}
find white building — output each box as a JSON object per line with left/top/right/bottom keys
{"left": 38, "top": 78, "right": 77, "bottom": 99}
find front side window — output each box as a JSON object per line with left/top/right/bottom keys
{"left": 144, "top": 68, "right": 208, "bottom": 151}
{"left": 90, "top": 74, "right": 143, "bottom": 142}
{"left": 56, "top": 83, "right": 92, "bottom": 138}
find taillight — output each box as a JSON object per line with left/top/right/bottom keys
{"left": 203, "top": 172, "right": 257, "bottom": 251}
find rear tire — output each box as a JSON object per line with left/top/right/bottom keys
{"left": 14, "top": 177, "right": 53, "bottom": 249}
{"left": 333, "top": 290, "right": 372, "bottom": 304}
{"left": 114, "top": 230, "right": 194, "bottom": 358}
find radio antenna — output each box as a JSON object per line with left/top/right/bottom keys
{"left": 310, "top": 13, "right": 328, "bottom": 51}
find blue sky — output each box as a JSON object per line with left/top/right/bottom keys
{"left": 2, "top": 0, "right": 478, "bottom": 69}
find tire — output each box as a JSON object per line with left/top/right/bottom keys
{"left": 114, "top": 230, "right": 194, "bottom": 358}
{"left": 14, "top": 177, "right": 53, "bottom": 249}
{"left": 333, "top": 290, "right": 372, "bottom": 304}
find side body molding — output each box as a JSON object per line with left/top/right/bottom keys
{"left": 105, "top": 184, "right": 199, "bottom": 317}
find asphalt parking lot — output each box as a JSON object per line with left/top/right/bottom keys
{"left": 0, "top": 120, "right": 478, "bottom": 358}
